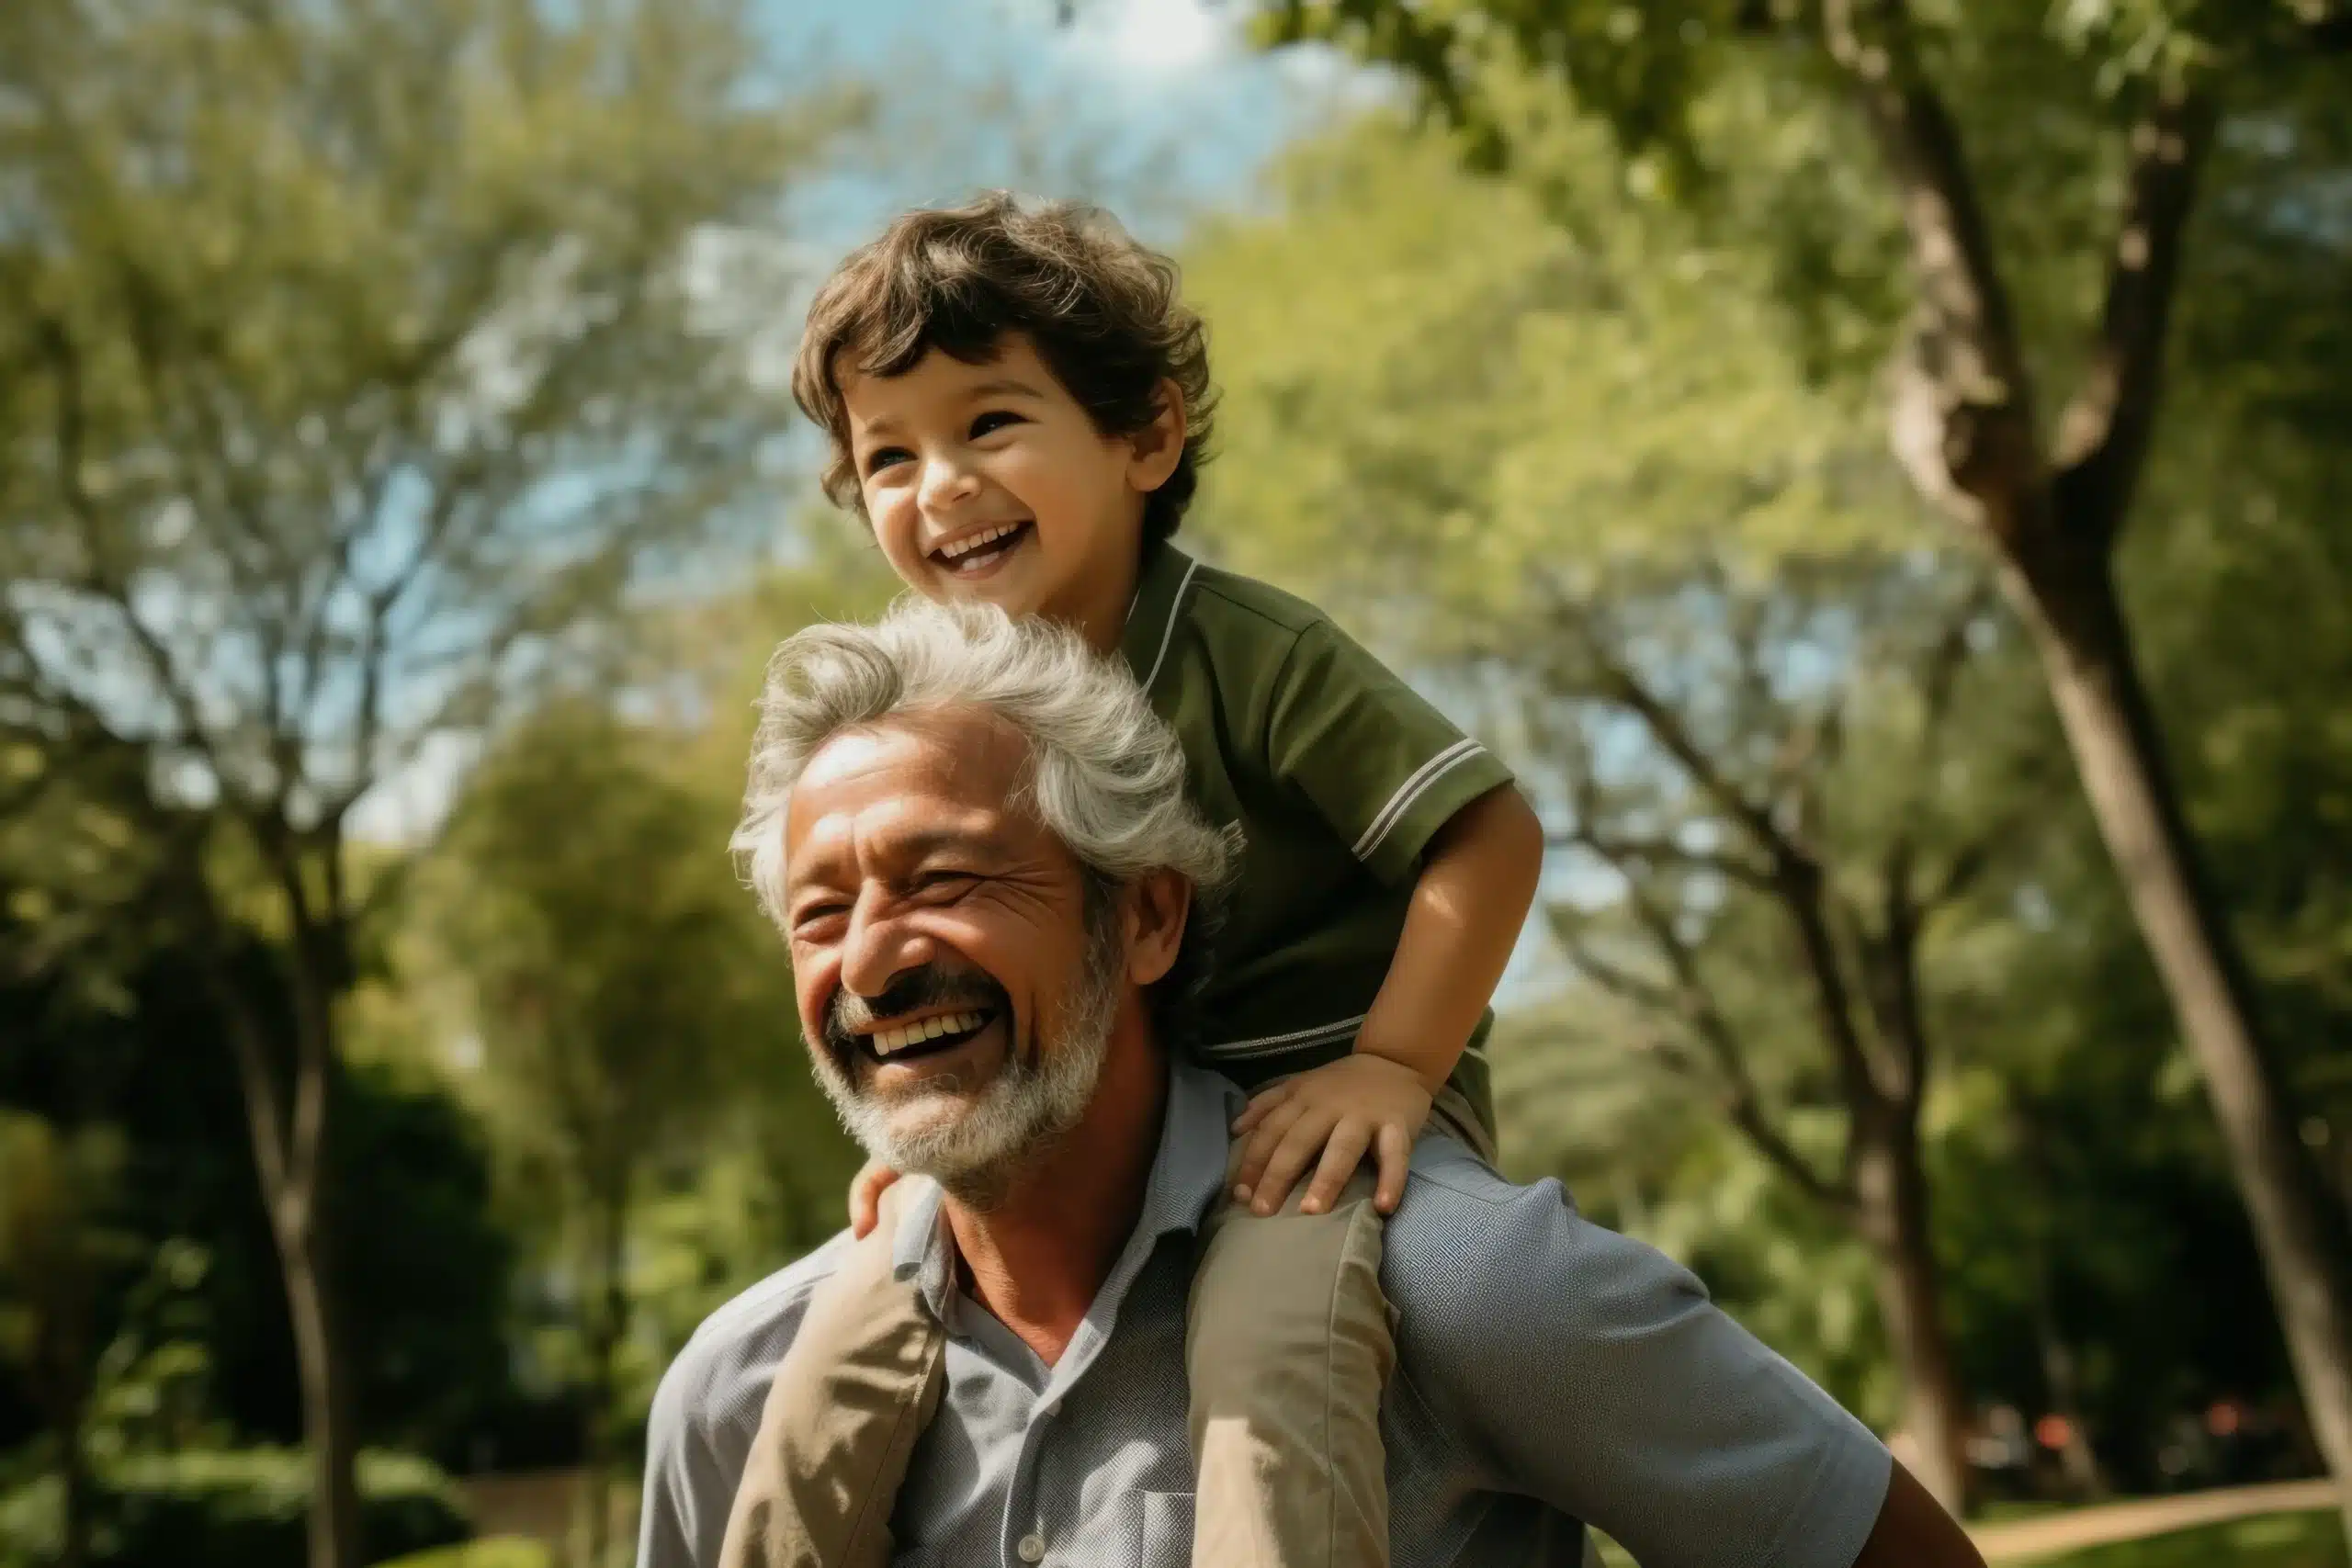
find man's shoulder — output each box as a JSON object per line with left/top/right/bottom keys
{"left": 1384, "top": 1140, "right": 1706, "bottom": 1346}
{"left": 1386, "top": 1138, "right": 1584, "bottom": 1273}
{"left": 650, "top": 1232, "right": 854, "bottom": 1445}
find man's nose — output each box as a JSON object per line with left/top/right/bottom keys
{"left": 839, "top": 892, "right": 933, "bottom": 1000}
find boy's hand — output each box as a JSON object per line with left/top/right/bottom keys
{"left": 848, "top": 1158, "right": 902, "bottom": 1240}
{"left": 1229, "top": 1055, "right": 1432, "bottom": 1219}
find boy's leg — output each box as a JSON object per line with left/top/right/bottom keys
{"left": 720, "top": 1185, "right": 945, "bottom": 1568}
{"left": 1185, "top": 1161, "right": 1393, "bottom": 1568}
{"left": 1427, "top": 1080, "right": 1498, "bottom": 1165}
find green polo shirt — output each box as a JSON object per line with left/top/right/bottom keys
{"left": 1117, "top": 541, "right": 1515, "bottom": 1138}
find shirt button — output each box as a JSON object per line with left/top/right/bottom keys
{"left": 1018, "top": 1533, "right": 1046, "bottom": 1563}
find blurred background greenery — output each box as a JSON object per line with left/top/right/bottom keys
{"left": 2, "top": 1, "right": 2348, "bottom": 1565}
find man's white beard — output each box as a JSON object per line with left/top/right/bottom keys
{"left": 814, "top": 922, "right": 1123, "bottom": 1201}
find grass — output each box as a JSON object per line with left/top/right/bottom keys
{"left": 2018, "top": 1508, "right": 2346, "bottom": 1568}
{"left": 1593, "top": 1506, "right": 2344, "bottom": 1567}
{"left": 376, "top": 1538, "right": 553, "bottom": 1568}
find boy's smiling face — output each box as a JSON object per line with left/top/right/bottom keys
{"left": 840, "top": 333, "right": 1184, "bottom": 645}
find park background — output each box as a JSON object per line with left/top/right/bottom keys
{"left": 3, "top": 0, "right": 2349, "bottom": 1564}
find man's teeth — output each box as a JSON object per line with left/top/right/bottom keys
{"left": 937, "top": 522, "right": 1023, "bottom": 562}
{"left": 868, "top": 1010, "right": 988, "bottom": 1057}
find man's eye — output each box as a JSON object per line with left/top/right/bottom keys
{"left": 864, "top": 446, "right": 911, "bottom": 476}
{"left": 969, "top": 411, "right": 1023, "bottom": 439}
{"left": 793, "top": 903, "right": 848, "bottom": 932}
{"left": 914, "top": 871, "right": 977, "bottom": 897}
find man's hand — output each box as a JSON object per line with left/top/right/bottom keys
{"left": 847, "top": 1157, "right": 901, "bottom": 1240}
{"left": 1229, "top": 1054, "right": 1433, "bottom": 1218}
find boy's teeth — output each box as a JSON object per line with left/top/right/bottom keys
{"left": 940, "top": 522, "right": 1023, "bottom": 562}
{"left": 869, "top": 1010, "right": 985, "bottom": 1057}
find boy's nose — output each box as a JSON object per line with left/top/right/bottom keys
{"left": 918, "top": 453, "right": 982, "bottom": 513}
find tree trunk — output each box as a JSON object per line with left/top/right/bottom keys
{"left": 2013, "top": 1092, "right": 2109, "bottom": 1500}
{"left": 281, "top": 1223, "right": 362, "bottom": 1568}
{"left": 213, "top": 938, "right": 362, "bottom": 1568}
{"left": 581, "top": 1174, "right": 631, "bottom": 1568}
{"left": 1855, "top": 1131, "right": 1971, "bottom": 1517}
{"left": 37, "top": 1295, "right": 93, "bottom": 1568}
{"left": 2034, "top": 1311, "right": 2109, "bottom": 1499}
{"left": 60, "top": 1436, "right": 88, "bottom": 1568}
{"left": 49, "top": 1377, "right": 90, "bottom": 1568}
{"left": 2009, "top": 538, "right": 2352, "bottom": 1538}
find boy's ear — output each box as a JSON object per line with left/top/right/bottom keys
{"left": 1120, "top": 868, "right": 1193, "bottom": 988}
{"left": 1125, "top": 378, "right": 1188, "bottom": 494}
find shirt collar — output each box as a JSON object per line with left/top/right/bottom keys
{"left": 1115, "top": 539, "right": 1200, "bottom": 699}
{"left": 888, "top": 1054, "right": 1239, "bottom": 1322}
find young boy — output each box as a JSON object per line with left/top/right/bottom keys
{"left": 721, "top": 193, "right": 1544, "bottom": 1568}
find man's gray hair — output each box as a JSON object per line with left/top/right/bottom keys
{"left": 732, "top": 597, "right": 1235, "bottom": 930}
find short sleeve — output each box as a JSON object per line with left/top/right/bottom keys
{"left": 1264, "top": 618, "right": 1516, "bottom": 886}
{"left": 637, "top": 1342, "right": 739, "bottom": 1568}
{"left": 1385, "top": 1147, "right": 1892, "bottom": 1568}
{"left": 636, "top": 1243, "right": 847, "bottom": 1568}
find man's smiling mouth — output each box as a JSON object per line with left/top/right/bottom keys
{"left": 860, "top": 1008, "right": 997, "bottom": 1062}
{"left": 932, "top": 520, "right": 1032, "bottom": 576}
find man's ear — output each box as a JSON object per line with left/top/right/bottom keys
{"left": 1120, "top": 868, "right": 1193, "bottom": 987}
{"left": 1125, "top": 378, "right": 1188, "bottom": 495}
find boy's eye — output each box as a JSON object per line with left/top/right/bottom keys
{"left": 864, "top": 446, "right": 911, "bottom": 477}
{"left": 969, "top": 411, "right": 1023, "bottom": 439}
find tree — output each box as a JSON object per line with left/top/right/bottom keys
{"left": 1187, "top": 112, "right": 2060, "bottom": 1509}
{"left": 0, "top": 4, "right": 854, "bottom": 1561}
{"left": 1519, "top": 560, "right": 2033, "bottom": 1512}
{"left": 0, "top": 1113, "right": 124, "bottom": 1568}
{"left": 1235, "top": 0, "right": 2352, "bottom": 1528}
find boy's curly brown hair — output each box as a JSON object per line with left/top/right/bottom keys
{"left": 791, "top": 192, "right": 1217, "bottom": 545}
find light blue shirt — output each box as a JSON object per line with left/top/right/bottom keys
{"left": 638, "top": 1057, "right": 1891, "bottom": 1568}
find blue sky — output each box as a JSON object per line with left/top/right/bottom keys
{"left": 760, "top": 0, "right": 1374, "bottom": 245}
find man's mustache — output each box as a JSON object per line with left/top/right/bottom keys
{"left": 822, "top": 964, "right": 1012, "bottom": 1057}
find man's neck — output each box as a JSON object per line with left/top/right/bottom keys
{"left": 941, "top": 1021, "right": 1166, "bottom": 1367}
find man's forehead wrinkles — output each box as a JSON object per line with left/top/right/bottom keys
{"left": 786, "top": 799, "right": 1009, "bottom": 880}
{"left": 866, "top": 812, "right": 1008, "bottom": 861}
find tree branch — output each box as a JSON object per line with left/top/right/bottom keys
{"left": 34, "top": 316, "right": 218, "bottom": 761}
{"left": 1820, "top": 0, "right": 2046, "bottom": 536}
{"left": 1544, "top": 581, "right": 1797, "bottom": 863}
{"left": 2052, "top": 76, "right": 2219, "bottom": 549}
{"left": 1622, "top": 881, "right": 1853, "bottom": 1213}
{"left": 1549, "top": 826, "right": 1778, "bottom": 892}
{"left": 1880, "top": 571, "right": 1995, "bottom": 907}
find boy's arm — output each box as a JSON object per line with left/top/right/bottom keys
{"left": 1231, "top": 615, "right": 1541, "bottom": 1216}
{"left": 1231, "top": 784, "right": 1542, "bottom": 1214}
{"left": 1358, "top": 783, "right": 1545, "bottom": 1092}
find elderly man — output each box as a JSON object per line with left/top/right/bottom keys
{"left": 639, "top": 601, "right": 1983, "bottom": 1568}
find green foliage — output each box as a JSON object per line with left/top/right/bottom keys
{"left": 2031, "top": 1507, "right": 2348, "bottom": 1568}
{"left": 0, "top": 1449, "right": 468, "bottom": 1568}
{"left": 0, "top": 0, "right": 859, "bottom": 837}
{"left": 1183, "top": 77, "right": 2348, "bottom": 1486}
{"left": 1252, "top": 1, "right": 2335, "bottom": 180}
{"left": 1188, "top": 107, "right": 1905, "bottom": 618}
{"left": 0, "top": 953, "right": 531, "bottom": 1464}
